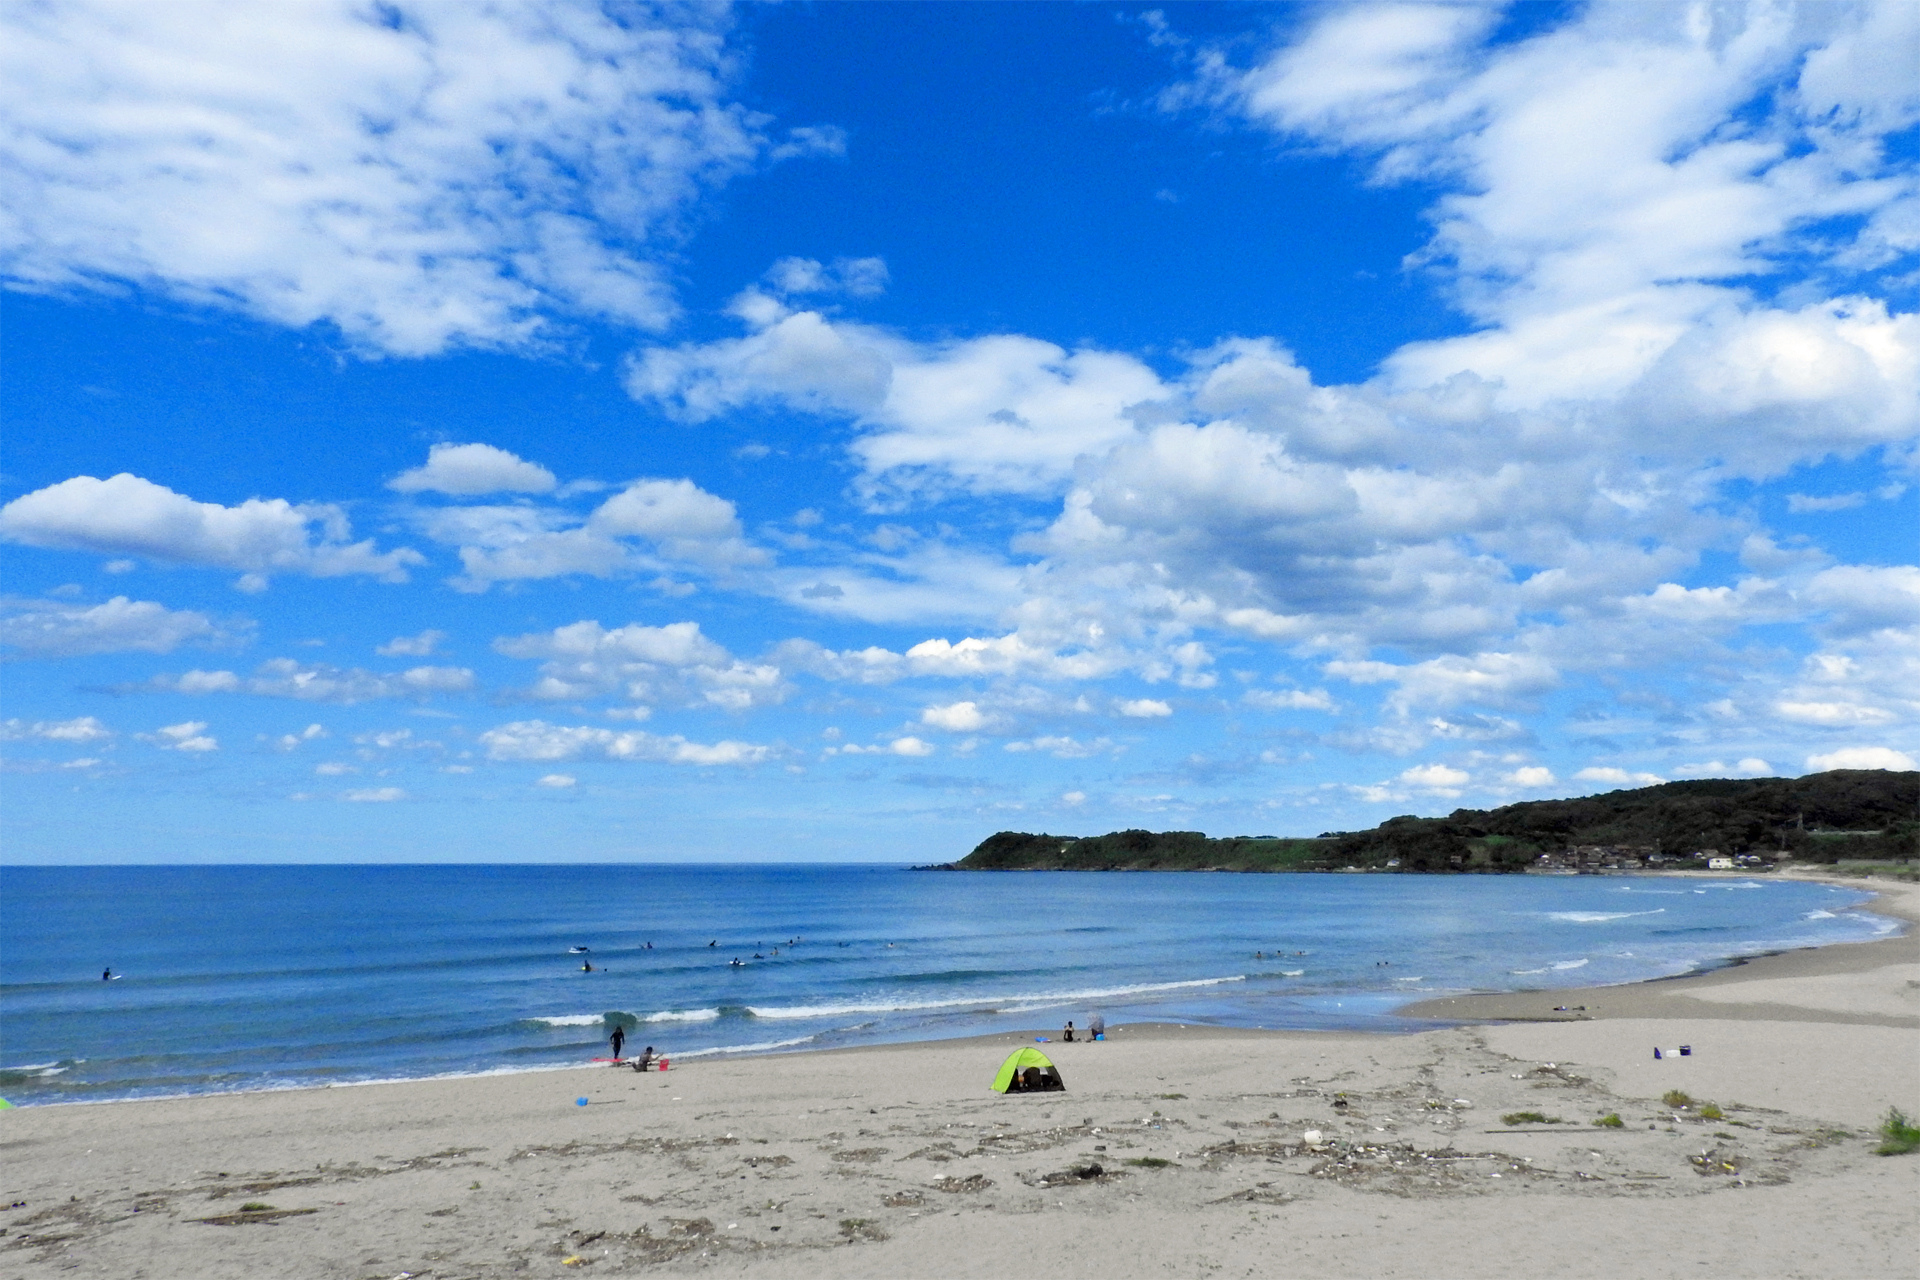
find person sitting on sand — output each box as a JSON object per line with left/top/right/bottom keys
{"left": 1062, "top": 1021, "right": 1075, "bottom": 1042}
{"left": 1089, "top": 1015, "right": 1105, "bottom": 1040}
{"left": 1019, "top": 1066, "right": 1043, "bottom": 1092}
{"left": 630, "top": 1046, "right": 655, "bottom": 1072}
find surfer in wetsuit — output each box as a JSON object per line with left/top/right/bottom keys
{"left": 581, "top": 960, "right": 593, "bottom": 972}
{"left": 102, "top": 967, "right": 112, "bottom": 981}
{"left": 609, "top": 1026, "right": 625, "bottom": 1061}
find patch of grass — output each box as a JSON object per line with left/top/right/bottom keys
{"left": 1699, "top": 1103, "right": 1724, "bottom": 1121}
{"left": 1500, "top": 1111, "right": 1561, "bottom": 1125}
{"left": 1661, "top": 1090, "right": 1693, "bottom": 1109}
{"left": 1125, "top": 1157, "right": 1175, "bottom": 1169}
{"left": 1157, "top": 1093, "right": 1187, "bottom": 1100}
{"left": 238, "top": 1202, "right": 274, "bottom": 1213}
{"left": 1876, "top": 1107, "right": 1920, "bottom": 1156}
{"left": 1592, "top": 1113, "right": 1625, "bottom": 1129}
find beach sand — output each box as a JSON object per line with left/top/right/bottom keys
{"left": 4, "top": 873, "right": 1915, "bottom": 1280}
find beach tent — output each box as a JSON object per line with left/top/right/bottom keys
{"left": 991, "top": 1047, "right": 1064, "bottom": 1093}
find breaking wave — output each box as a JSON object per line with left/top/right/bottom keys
{"left": 745, "top": 975, "right": 1246, "bottom": 1021}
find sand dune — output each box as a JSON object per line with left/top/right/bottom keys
{"left": 3, "top": 874, "right": 1914, "bottom": 1279}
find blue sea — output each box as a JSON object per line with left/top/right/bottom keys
{"left": 0, "top": 865, "right": 1896, "bottom": 1106}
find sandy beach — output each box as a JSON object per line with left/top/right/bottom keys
{"left": 4, "top": 873, "right": 1915, "bottom": 1280}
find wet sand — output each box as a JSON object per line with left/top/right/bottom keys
{"left": 3, "top": 873, "right": 1915, "bottom": 1279}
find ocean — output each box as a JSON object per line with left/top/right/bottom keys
{"left": 0, "top": 864, "right": 1894, "bottom": 1105}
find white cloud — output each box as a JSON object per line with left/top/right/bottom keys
{"left": 0, "top": 595, "right": 230, "bottom": 656}
{"left": 1243, "top": 688, "right": 1336, "bottom": 712}
{"left": 1398, "top": 762, "right": 1469, "bottom": 789}
{"left": 273, "top": 723, "right": 328, "bottom": 750}
{"left": 0, "top": 1, "right": 793, "bottom": 355}
{"left": 479, "top": 720, "right": 769, "bottom": 766}
{"left": 1327, "top": 651, "right": 1559, "bottom": 713}
{"left": 390, "top": 444, "right": 555, "bottom": 496}
{"left": 151, "top": 659, "right": 474, "bottom": 703}
{"left": 342, "top": 787, "right": 407, "bottom": 803}
{"left": 0, "top": 474, "right": 421, "bottom": 584}
{"left": 1003, "top": 735, "right": 1113, "bottom": 759}
{"left": 1117, "top": 698, "right": 1172, "bottom": 718}
{"left": 377, "top": 630, "right": 448, "bottom": 658}
{"left": 148, "top": 720, "right": 216, "bottom": 753}
{"left": 1, "top": 716, "right": 111, "bottom": 743}
{"left": 763, "top": 255, "right": 890, "bottom": 299}
{"left": 494, "top": 619, "right": 784, "bottom": 710}
{"left": 629, "top": 302, "right": 1165, "bottom": 497}
{"left": 1575, "top": 766, "right": 1667, "bottom": 786}
{"left": 921, "top": 701, "right": 987, "bottom": 732}
{"left": 314, "top": 762, "right": 356, "bottom": 776}
{"left": 437, "top": 477, "right": 764, "bottom": 591}
{"left": 1504, "top": 766, "right": 1556, "bottom": 787}
{"left": 1804, "top": 746, "right": 1917, "bottom": 772}
{"left": 536, "top": 773, "right": 577, "bottom": 788}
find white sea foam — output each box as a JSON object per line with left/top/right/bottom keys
{"left": 1281, "top": 969, "right": 1305, "bottom": 977}
{"left": 1509, "top": 966, "right": 1549, "bottom": 975}
{"left": 671, "top": 1034, "right": 820, "bottom": 1059}
{"left": 1, "top": 1062, "right": 69, "bottom": 1077}
{"left": 642, "top": 1008, "right": 720, "bottom": 1023}
{"left": 1547, "top": 909, "right": 1665, "bottom": 923}
{"left": 1804, "top": 909, "right": 1837, "bottom": 920}
{"left": 529, "top": 1014, "right": 604, "bottom": 1027}
{"left": 744, "top": 974, "right": 1245, "bottom": 1021}
{"left": 1551, "top": 959, "right": 1590, "bottom": 970}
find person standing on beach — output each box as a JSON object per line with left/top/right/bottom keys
{"left": 609, "top": 1026, "right": 625, "bottom": 1061}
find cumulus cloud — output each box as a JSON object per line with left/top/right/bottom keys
{"left": 493, "top": 619, "right": 784, "bottom": 710}
{"left": 1575, "top": 766, "right": 1667, "bottom": 786}
{"left": 1804, "top": 746, "right": 1917, "bottom": 772}
{"left": 921, "top": 701, "right": 988, "bottom": 732}
{"left": 147, "top": 720, "right": 216, "bottom": 752}
{"left": 479, "top": 719, "right": 769, "bottom": 766}
{"left": 0, "top": 1, "right": 808, "bottom": 355}
{"left": 376, "top": 630, "right": 448, "bottom": 658}
{"left": 432, "top": 477, "right": 764, "bottom": 591}
{"left": 149, "top": 659, "right": 474, "bottom": 703}
{"left": 1117, "top": 698, "right": 1172, "bottom": 718}
{"left": 0, "top": 474, "right": 421, "bottom": 584}
{"left": 629, "top": 300, "right": 1164, "bottom": 497}
{"left": 0, "top": 595, "right": 232, "bottom": 656}
{"left": 342, "top": 787, "right": 407, "bottom": 803}
{"left": 1243, "top": 687, "right": 1336, "bottom": 712}
{"left": 1, "top": 716, "right": 111, "bottom": 742}
{"left": 390, "top": 444, "right": 555, "bottom": 496}
{"left": 536, "top": 773, "right": 577, "bottom": 788}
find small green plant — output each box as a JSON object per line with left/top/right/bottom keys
{"left": 1699, "top": 1103, "right": 1724, "bottom": 1121}
{"left": 1876, "top": 1107, "right": 1920, "bottom": 1156}
{"left": 1592, "top": 1113, "right": 1625, "bottom": 1129}
{"left": 469, "top": 1181, "right": 481, "bottom": 1190}
{"left": 239, "top": 1202, "right": 274, "bottom": 1213}
{"left": 1500, "top": 1111, "right": 1561, "bottom": 1125}
{"left": 1125, "top": 1156, "right": 1174, "bottom": 1168}
{"left": 1661, "top": 1090, "right": 1693, "bottom": 1109}
{"left": 1158, "top": 1093, "right": 1186, "bottom": 1100}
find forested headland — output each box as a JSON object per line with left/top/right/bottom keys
{"left": 936, "top": 770, "right": 1917, "bottom": 874}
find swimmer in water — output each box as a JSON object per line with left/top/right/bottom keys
{"left": 102, "top": 967, "right": 112, "bottom": 981}
{"left": 581, "top": 961, "right": 593, "bottom": 972}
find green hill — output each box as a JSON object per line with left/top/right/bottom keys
{"left": 944, "top": 770, "right": 1917, "bottom": 873}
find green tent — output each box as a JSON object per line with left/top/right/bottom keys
{"left": 990, "top": 1046, "right": 1064, "bottom": 1093}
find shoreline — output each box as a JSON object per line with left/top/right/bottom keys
{"left": 10, "top": 871, "right": 1909, "bottom": 1113}
{"left": 1397, "top": 870, "right": 1918, "bottom": 1027}
{"left": 3, "top": 873, "right": 1914, "bottom": 1278}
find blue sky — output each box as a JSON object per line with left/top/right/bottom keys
{"left": 2, "top": 1, "right": 1915, "bottom": 863}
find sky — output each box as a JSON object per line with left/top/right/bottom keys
{"left": 2, "top": 0, "right": 1916, "bottom": 864}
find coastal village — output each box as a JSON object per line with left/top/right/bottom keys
{"left": 1524, "top": 846, "right": 1773, "bottom": 873}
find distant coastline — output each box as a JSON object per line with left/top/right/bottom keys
{"left": 930, "top": 769, "right": 1917, "bottom": 874}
